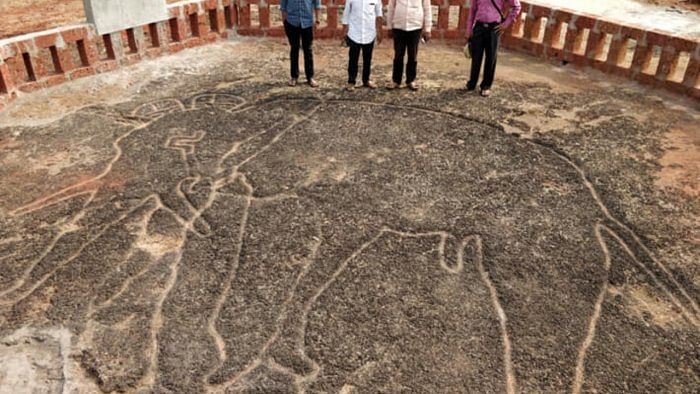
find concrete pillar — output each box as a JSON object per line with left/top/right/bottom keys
{"left": 83, "top": 0, "right": 169, "bottom": 35}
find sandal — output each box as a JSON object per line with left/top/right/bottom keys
{"left": 480, "top": 88, "right": 491, "bottom": 97}
{"left": 288, "top": 78, "right": 298, "bottom": 87}
{"left": 308, "top": 79, "right": 319, "bottom": 88}
{"left": 363, "top": 81, "right": 377, "bottom": 89}
{"left": 407, "top": 82, "right": 419, "bottom": 91}
{"left": 387, "top": 82, "right": 400, "bottom": 90}
{"left": 346, "top": 83, "right": 355, "bottom": 91}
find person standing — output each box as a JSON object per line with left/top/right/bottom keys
{"left": 281, "top": 0, "right": 322, "bottom": 87}
{"left": 342, "top": 0, "right": 384, "bottom": 90}
{"left": 386, "top": 0, "right": 432, "bottom": 91}
{"left": 465, "top": 0, "right": 521, "bottom": 96}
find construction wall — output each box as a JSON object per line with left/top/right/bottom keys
{"left": 0, "top": 0, "right": 698, "bottom": 111}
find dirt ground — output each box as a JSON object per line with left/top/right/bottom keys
{"left": 1, "top": 0, "right": 699, "bottom": 39}
{"left": 0, "top": 37, "right": 698, "bottom": 392}
{"left": 0, "top": 0, "right": 182, "bottom": 39}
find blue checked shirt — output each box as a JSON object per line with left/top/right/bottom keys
{"left": 281, "top": 0, "right": 321, "bottom": 29}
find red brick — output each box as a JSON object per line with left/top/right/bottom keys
{"left": 61, "top": 27, "right": 89, "bottom": 43}
{"left": 529, "top": 4, "right": 550, "bottom": 18}
{"left": 666, "top": 36, "right": 695, "bottom": 52}
{"left": 170, "top": 6, "right": 182, "bottom": 18}
{"left": 18, "top": 80, "right": 46, "bottom": 93}
{"left": 259, "top": 6, "right": 271, "bottom": 29}
{"left": 15, "top": 39, "right": 36, "bottom": 54}
{"left": 94, "top": 60, "right": 118, "bottom": 73}
{"left": 690, "top": 87, "right": 700, "bottom": 100}
{"left": 268, "top": 27, "right": 285, "bottom": 38}
{"left": 54, "top": 47, "right": 75, "bottom": 73}
{"left": 596, "top": 20, "right": 620, "bottom": 34}
{"left": 44, "top": 73, "right": 67, "bottom": 87}
{"left": 168, "top": 42, "right": 185, "bottom": 53}
{"left": 655, "top": 47, "right": 677, "bottom": 81}
{"left": 0, "top": 43, "right": 18, "bottom": 60}
{"left": 203, "top": 32, "right": 219, "bottom": 43}
{"left": 682, "top": 57, "right": 699, "bottom": 88}
{"left": 184, "top": 37, "right": 204, "bottom": 48}
{"left": 645, "top": 31, "right": 668, "bottom": 46}
{"left": 68, "top": 66, "right": 96, "bottom": 80}
{"left": 0, "top": 62, "right": 15, "bottom": 93}
{"left": 146, "top": 47, "right": 165, "bottom": 57}
{"left": 34, "top": 33, "right": 58, "bottom": 49}
{"left": 124, "top": 53, "right": 143, "bottom": 65}
{"left": 619, "top": 26, "right": 645, "bottom": 41}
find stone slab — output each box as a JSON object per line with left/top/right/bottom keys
{"left": 82, "top": 0, "right": 168, "bottom": 35}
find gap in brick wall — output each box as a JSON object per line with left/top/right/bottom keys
{"left": 534, "top": 17, "right": 547, "bottom": 43}
{"left": 553, "top": 22, "right": 567, "bottom": 49}
{"left": 224, "top": 5, "right": 233, "bottom": 29}
{"left": 318, "top": 5, "right": 328, "bottom": 25}
{"left": 120, "top": 30, "right": 132, "bottom": 53}
{"left": 514, "top": 13, "right": 526, "bottom": 38}
{"left": 668, "top": 51, "right": 690, "bottom": 82}
{"left": 270, "top": 5, "right": 283, "bottom": 28}
{"left": 37, "top": 47, "right": 54, "bottom": 75}
{"left": 209, "top": 9, "right": 219, "bottom": 32}
{"left": 574, "top": 28, "right": 590, "bottom": 55}
{"left": 448, "top": 5, "right": 460, "bottom": 30}
{"left": 168, "top": 18, "right": 181, "bottom": 42}
{"left": 618, "top": 38, "right": 636, "bottom": 68}
{"left": 431, "top": 6, "right": 439, "bottom": 30}
{"left": 126, "top": 29, "right": 139, "bottom": 53}
{"left": 96, "top": 34, "right": 110, "bottom": 60}
{"left": 21, "top": 53, "right": 37, "bottom": 82}
{"left": 250, "top": 4, "right": 261, "bottom": 28}
{"left": 189, "top": 13, "right": 201, "bottom": 37}
{"left": 76, "top": 40, "right": 90, "bottom": 66}
{"left": 0, "top": 68, "right": 7, "bottom": 94}
{"left": 337, "top": 6, "right": 345, "bottom": 26}
{"left": 149, "top": 23, "right": 161, "bottom": 47}
{"left": 49, "top": 46, "right": 63, "bottom": 74}
{"left": 643, "top": 45, "right": 662, "bottom": 75}
{"left": 595, "top": 33, "right": 612, "bottom": 62}
{"left": 143, "top": 25, "right": 155, "bottom": 48}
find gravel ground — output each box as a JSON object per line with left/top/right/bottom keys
{"left": 0, "top": 38, "right": 698, "bottom": 392}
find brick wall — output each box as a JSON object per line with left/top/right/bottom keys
{"left": 0, "top": 0, "right": 698, "bottom": 111}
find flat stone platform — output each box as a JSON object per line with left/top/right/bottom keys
{"left": 0, "top": 39, "right": 698, "bottom": 393}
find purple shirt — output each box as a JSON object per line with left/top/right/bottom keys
{"left": 466, "top": 0, "right": 522, "bottom": 36}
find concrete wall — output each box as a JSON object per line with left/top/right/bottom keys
{"left": 83, "top": 0, "right": 169, "bottom": 35}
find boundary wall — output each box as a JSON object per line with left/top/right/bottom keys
{"left": 0, "top": 0, "right": 698, "bottom": 111}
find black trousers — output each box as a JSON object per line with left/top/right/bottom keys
{"left": 467, "top": 22, "right": 500, "bottom": 90}
{"left": 284, "top": 20, "right": 314, "bottom": 80}
{"left": 348, "top": 38, "right": 375, "bottom": 84}
{"left": 392, "top": 29, "right": 421, "bottom": 84}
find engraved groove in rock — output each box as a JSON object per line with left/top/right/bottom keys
{"left": 1, "top": 93, "right": 696, "bottom": 393}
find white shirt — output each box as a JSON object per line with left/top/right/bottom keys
{"left": 342, "top": 0, "right": 383, "bottom": 45}
{"left": 387, "top": 0, "right": 432, "bottom": 32}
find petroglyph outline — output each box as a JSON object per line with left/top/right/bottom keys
{"left": 2, "top": 95, "right": 697, "bottom": 394}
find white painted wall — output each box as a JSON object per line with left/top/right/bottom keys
{"left": 83, "top": 0, "right": 169, "bottom": 35}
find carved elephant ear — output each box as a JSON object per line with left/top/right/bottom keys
{"left": 131, "top": 99, "right": 186, "bottom": 121}
{"left": 189, "top": 93, "right": 245, "bottom": 112}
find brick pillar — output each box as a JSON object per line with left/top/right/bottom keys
{"left": 655, "top": 46, "right": 677, "bottom": 81}
{"left": 0, "top": 62, "right": 15, "bottom": 94}
{"left": 682, "top": 44, "right": 700, "bottom": 89}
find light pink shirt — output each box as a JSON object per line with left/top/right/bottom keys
{"left": 466, "top": 0, "right": 522, "bottom": 36}
{"left": 387, "top": 0, "right": 433, "bottom": 33}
